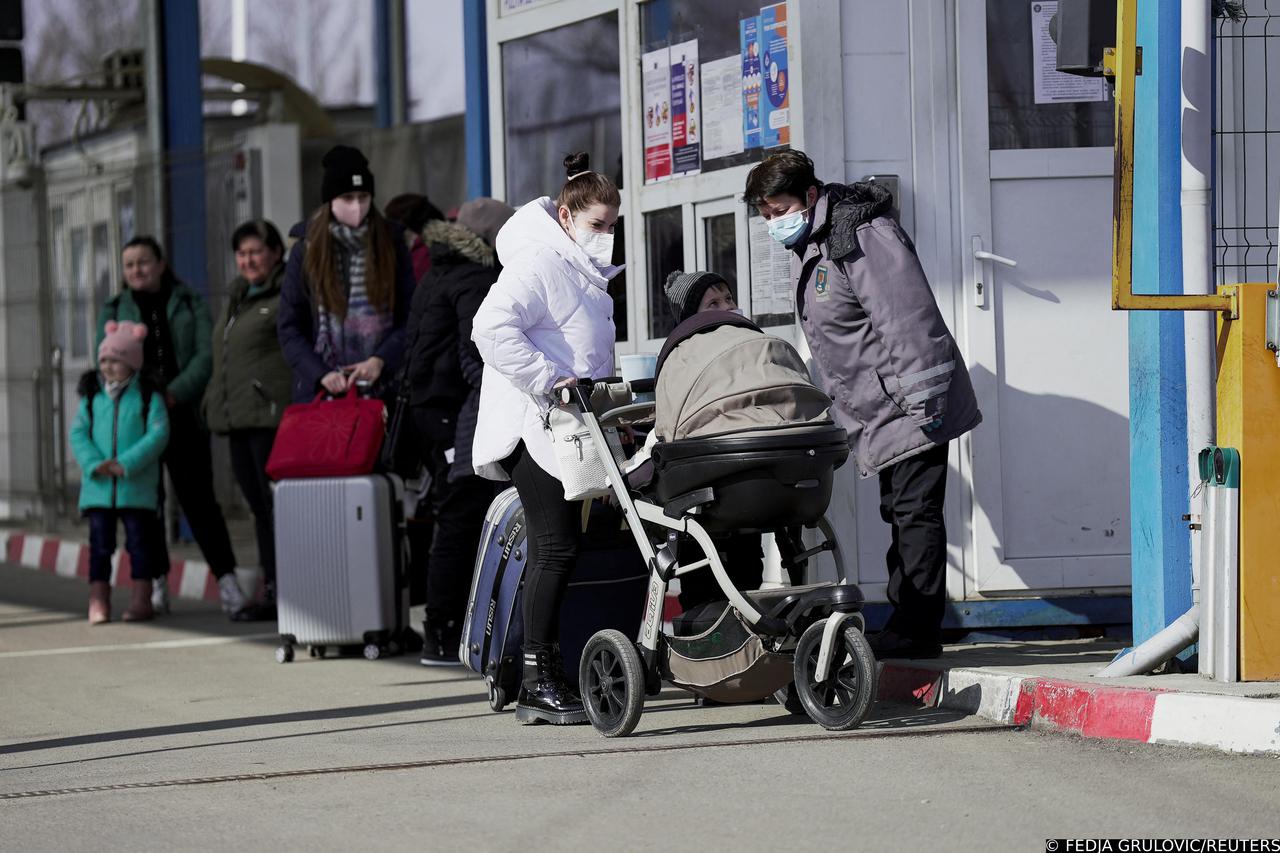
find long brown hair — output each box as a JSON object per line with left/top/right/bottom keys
{"left": 301, "top": 203, "right": 398, "bottom": 318}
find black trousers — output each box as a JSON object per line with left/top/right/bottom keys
{"left": 412, "top": 406, "right": 496, "bottom": 626}
{"left": 228, "top": 428, "right": 277, "bottom": 584}
{"left": 879, "top": 444, "right": 950, "bottom": 644}
{"left": 151, "top": 405, "right": 238, "bottom": 579}
{"left": 500, "top": 442, "right": 578, "bottom": 660}
{"left": 87, "top": 508, "right": 157, "bottom": 582}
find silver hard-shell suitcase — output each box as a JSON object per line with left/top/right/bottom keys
{"left": 273, "top": 474, "right": 408, "bottom": 662}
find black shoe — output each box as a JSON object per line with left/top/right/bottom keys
{"left": 231, "top": 602, "right": 276, "bottom": 622}
{"left": 419, "top": 619, "right": 462, "bottom": 666}
{"left": 868, "top": 629, "right": 942, "bottom": 660}
{"left": 514, "top": 649, "right": 587, "bottom": 725}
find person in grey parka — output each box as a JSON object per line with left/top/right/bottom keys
{"left": 745, "top": 150, "right": 981, "bottom": 660}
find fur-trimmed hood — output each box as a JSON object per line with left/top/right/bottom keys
{"left": 421, "top": 219, "right": 495, "bottom": 268}
{"left": 818, "top": 181, "right": 895, "bottom": 261}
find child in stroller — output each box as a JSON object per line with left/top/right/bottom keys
{"left": 561, "top": 277, "right": 878, "bottom": 737}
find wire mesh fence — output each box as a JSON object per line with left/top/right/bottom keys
{"left": 1215, "top": 0, "right": 1280, "bottom": 285}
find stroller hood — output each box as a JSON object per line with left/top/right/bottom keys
{"left": 655, "top": 314, "right": 833, "bottom": 442}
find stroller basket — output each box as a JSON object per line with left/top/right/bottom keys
{"left": 648, "top": 422, "right": 849, "bottom": 533}
{"left": 663, "top": 605, "right": 794, "bottom": 703}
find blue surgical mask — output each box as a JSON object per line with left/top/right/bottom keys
{"left": 767, "top": 207, "right": 811, "bottom": 247}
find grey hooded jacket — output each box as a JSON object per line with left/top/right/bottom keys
{"left": 792, "top": 182, "right": 981, "bottom": 477}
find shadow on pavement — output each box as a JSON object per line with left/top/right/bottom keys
{"left": 0, "top": 693, "right": 486, "bottom": 756}
{"left": 4, "top": 709, "right": 499, "bottom": 773}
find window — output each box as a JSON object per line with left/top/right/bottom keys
{"left": 645, "top": 206, "right": 684, "bottom": 338}
{"left": 639, "top": 0, "right": 785, "bottom": 175}
{"left": 69, "top": 227, "right": 89, "bottom": 360}
{"left": 610, "top": 216, "right": 629, "bottom": 342}
{"left": 502, "top": 14, "right": 623, "bottom": 205}
{"left": 703, "top": 212, "right": 738, "bottom": 299}
{"left": 92, "top": 223, "right": 113, "bottom": 322}
{"left": 985, "top": 0, "right": 1113, "bottom": 150}
{"left": 50, "top": 206, "right": 67, "bottom": 354}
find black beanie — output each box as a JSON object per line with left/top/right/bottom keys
{"left": 321, "top": 145, "right": 375, "bottom": 203}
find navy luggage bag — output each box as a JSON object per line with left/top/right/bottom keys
{"left": 460, "top": 488, "right": 648, "bottom": 711}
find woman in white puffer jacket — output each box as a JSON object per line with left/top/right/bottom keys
{"left": 471, "top": 152, "right": 622, "bottom": 726}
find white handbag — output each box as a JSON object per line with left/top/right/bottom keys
{"left": 541, "top": 400, "right": 618, "bottom": 501}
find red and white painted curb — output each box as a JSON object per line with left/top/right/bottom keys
{"left": 2, "top": 530, "right": 226, "bottom": 604}
{"left": 877, "top": 663, "right": 1280, "bottom": 756}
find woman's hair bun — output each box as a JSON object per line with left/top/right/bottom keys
{"left": 563, "top": 151, "right": 591, "bottom": 178}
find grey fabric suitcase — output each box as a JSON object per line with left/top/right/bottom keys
{"left": 273, "top": 474, "right": 409, "bottom": 662}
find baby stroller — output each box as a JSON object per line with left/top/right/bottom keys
{"left": 564, "top": 312, "right": 877, "bottom": 737}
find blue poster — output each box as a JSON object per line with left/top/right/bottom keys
{"left": 740, "top": 16, "right": 762, "bottom": 150}
{"left": 760, "top": 3, "right": 791, "bottom": 148}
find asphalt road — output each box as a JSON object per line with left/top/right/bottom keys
{"left": 3, "top": 563, "right": 1279, "bottom": 852}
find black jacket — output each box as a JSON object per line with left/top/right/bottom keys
{"left": 406, "top": 220, "right": 498, "bottom": 409}
{"left": 404, "top": 220, "right": 499, "bottom": 480}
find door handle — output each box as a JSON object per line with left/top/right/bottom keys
{"left": 971, "top": 238, "right": 1018, "bottom": 309}
{"left": 973, "top": 250, "right": 1018, "bottom": 268}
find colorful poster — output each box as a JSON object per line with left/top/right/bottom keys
{"left": 642, "top": 47, "right": 673, "bottom": 184}
{"left": 670, "top": 39, "right": 702, "bottom": 177}
{"left": 701, "top": 54, "right": 744, "bottom": 161}
{"left": 740, "top": 16, "right": 762, "bottom": 150}
{"left": 760, "top": 3, "right": 791, "bottom": 148}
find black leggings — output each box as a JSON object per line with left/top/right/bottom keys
{"left": 500, "top": 442, "right": 579, "bottom": 657}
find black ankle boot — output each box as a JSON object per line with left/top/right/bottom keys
{"left": 514, "top": 649, "right": 587, "bottom": 725}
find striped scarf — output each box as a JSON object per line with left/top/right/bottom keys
{"left": 314, "top": 222, "right": 391, "bottom": 369}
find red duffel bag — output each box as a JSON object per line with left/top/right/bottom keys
{"left": 265, "top": 387, "right": 387, "bottom": 480}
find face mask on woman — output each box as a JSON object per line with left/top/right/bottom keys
{"left": 331, "top": 194, "right": 371, "bottom": 228}
{"left": 569, "top": 216, "right": 615, "bottom": 267}
{"left": 767, "top": 207, "right": 811, "bottom": 247}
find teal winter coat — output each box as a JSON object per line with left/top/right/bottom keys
{"left": 69, "top": 373, "right": 170, "bottom": 513}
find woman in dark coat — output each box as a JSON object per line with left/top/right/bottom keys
{"left": 404, "top": 198, "right": 513, "bottom": 664}
{"left": 203, "top": 220, "right": 293, "bottom": 619}
{"left": 277, "top": 145, "right": 416, "bottom": 401}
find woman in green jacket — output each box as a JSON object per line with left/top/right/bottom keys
{"left": 71, "top": 321, "right": 170, "bottom": 623}
{"left": 203, "top": 220, "right": 292, "bottom": 618}
{"left": 98, "top": 236, "right": 245, "bottom": 619}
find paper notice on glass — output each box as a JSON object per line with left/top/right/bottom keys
{"left": 760, "top": 3, "right": 791, "bottom": 148}
{"left": 701, "top": 55, "right": 743, "bottom": 161}
{"left": 670, "top": 39, "right": 701, "bottom": 177}
{"left": 749, "top": 215, "right": 794, "bottom": 319}
{"left": 643, "top": 47, "right": 673, "bottom": 184}
{"left": 1031, "top": 1, "right": 1107, "bottom": 104}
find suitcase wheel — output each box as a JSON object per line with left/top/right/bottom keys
{"left": 487, "top": 680, "right": 507, "bottom": 713}
{"left": 308, "top": 646, "right": 328, "bottom": 659}
{"left": 363, "top": 643, "right": 382, "bottom": 661}
{"left": 275, "top": 645, "right": 294, "bottom": 664}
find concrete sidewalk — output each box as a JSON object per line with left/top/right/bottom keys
{"left": 6, "top": 524, "right": 1278, "bottom": 758}
{"left": 878, "top": 640, "right": 1280, "bottom": 756}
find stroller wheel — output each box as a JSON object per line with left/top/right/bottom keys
{"left": 579, "top": 630, "right": 645, "bottom": 738}
{"left": 793, "top": 619, "right": 878, "bottom": 731}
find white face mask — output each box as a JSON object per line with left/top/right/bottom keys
{"left": 727, "top": 307, "right": 745, "bottom": 317}
{"left": 331, "top": 195, "right": 371, "bottom": 228}
{"left": 571, "top": 219, "right": 615, "bottom": 267}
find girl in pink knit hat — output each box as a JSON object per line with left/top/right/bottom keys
{"left": 69, "top": 321, "right": 170, "bottom": 623}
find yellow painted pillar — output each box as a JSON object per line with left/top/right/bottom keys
{"left": 1216, "top": 283, "right": 1280, "bottom": 680}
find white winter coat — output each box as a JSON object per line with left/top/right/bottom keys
{"left": 471, "top": 197, "right": 621, "bottom": 481}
